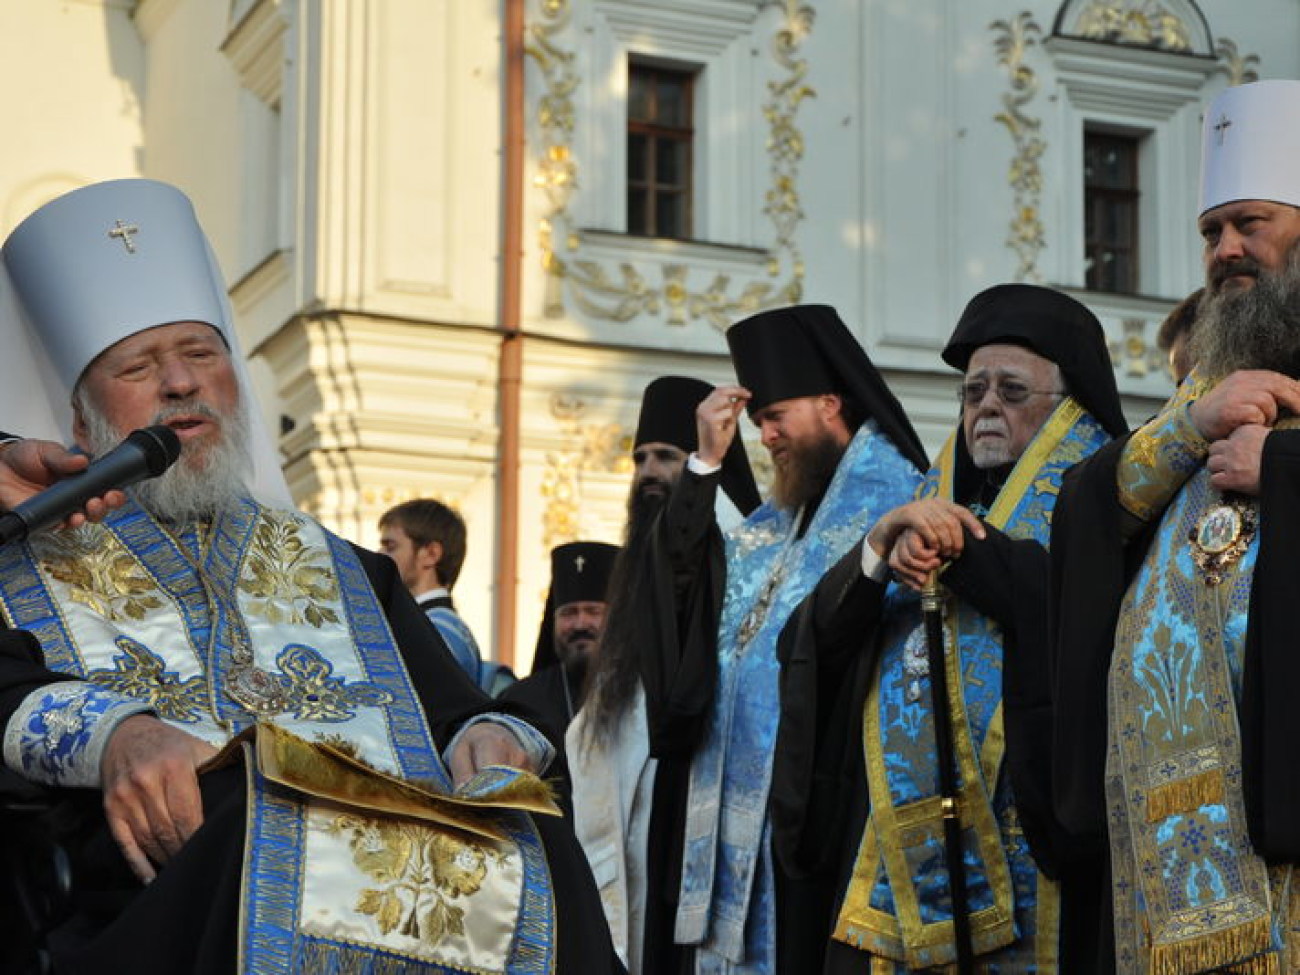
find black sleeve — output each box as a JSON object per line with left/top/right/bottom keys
{"left": 661, "top": 468, "right": 722, "bottom": 601}
{"left": 944, "top": 526, "right": 1069, "bottom": 876}
{"left": 772, "top": 539, "right": 887, "bottom": 882}
{"left": 1241, "top": 428, "right": 1300, "bottom": 859}
{"left": 1048, "top": 437, "right": 1136, "bottom": 851}
{"left": 639, "top": 471, "right": 725, "bottom": 758}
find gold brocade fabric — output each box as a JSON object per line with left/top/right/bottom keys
{"left": 1108, "top": 451, "right": 1300, "bottom": 973}
{"left": 1117, "top": 372, "right": 1210, "bottom": 524}
{"left": 242, "top": 728, "right": 559, "bottom": 972}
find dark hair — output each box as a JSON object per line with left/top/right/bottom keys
{"left": 379, "top": 499, "right": 468, "bottom": 589}
{"left": 1157, "top": 288, "right": 1204, "bottom": 352}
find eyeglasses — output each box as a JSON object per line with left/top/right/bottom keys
{"left": 957, "top": 380, "right": 1064, "bottom": 407}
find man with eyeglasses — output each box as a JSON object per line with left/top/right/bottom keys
{"left": 771, "top": 284, "right": 1127, "bottom": 972}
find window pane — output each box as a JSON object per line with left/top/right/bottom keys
{"left": 628, "top": 188, "right": 648, "bottom": 236}
{"left": 656, "top": 138, "right": 685, "bottom": 187}
{"left": 656, "top": 191, "right": 686, "bottom": 238}
{"left": 656, "top": 77, "right": 688, "bottom": 127}
{"left": 628, "top": 133, "right": 648, "bottom": 182}
{"left": 629, "top": 70, "right": 650, "bottom": 123}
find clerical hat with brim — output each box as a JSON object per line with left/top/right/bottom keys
{"left": 531, "top": 540, "right": 620, "bottom": 674}
{"left": 942, "top": 283, "right": 1127, "bottom": 438}
{"left": 1200, "top": 79, "right": 1300, "bottom": 216}
{"left": 725, "top": 304, "right": 928, "bottom": 472}
{"left": 633, "top": 376, "right": 761, "bottom": 516}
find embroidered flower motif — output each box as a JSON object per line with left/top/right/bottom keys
{"left": 330, "top": 815, "right": 495, "bottom": 947}
{"left": 239, "top": 515, "right": 341, "bottom": 627}
{"left": 40, "top": 533, "right": 164, "bottom": 622}
{"left": 273, "top": 644, "right": 393, "bottom": 721}
{"left": 87, "top": 636, "right": 208, "bottom": 721}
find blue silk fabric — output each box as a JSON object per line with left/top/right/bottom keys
{"left": 676, "top": 421, "right": 923, "bottom": 974}
{"left": 835, "top": 400, "right": 1110, "bottom": 971}
{"left": 0, "top": 497, "right": 554, "bottom": 974}
{"left": 1107, "top": 461, "right": 1288, "bottom": 974}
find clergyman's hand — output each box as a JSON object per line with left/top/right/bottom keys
{"left": 694, "top": 385, "right": 751, "bottom": 468}
{"left": 0, "top": 438, "right": 127, "bottom": 525}
{"left": 101, "top": 715, "right": 219, "bottom": 883}
{"left": 867, "top": 499, "right": 985, "bottom": 562}
{"left": 1189, "top": 370, "right": 1300, "bottom": 442}
{"left": 1208, "top": 423, "right": 1269, "bottom": 496}
{"left": 447, "top": 722, "right": 534, "bottom": 790}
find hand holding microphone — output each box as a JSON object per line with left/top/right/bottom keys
{"left": 0, "top": 426, "right": 182, "bottom": 545}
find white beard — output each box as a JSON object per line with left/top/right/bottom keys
{"left": 79, "top": 398, "right": 253, "bottom": 523}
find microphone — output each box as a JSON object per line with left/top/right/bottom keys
{"left": 0, "top": 425, "right": 182, "bottom": 546}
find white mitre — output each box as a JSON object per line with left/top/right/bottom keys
{"left": 1200, "top": 79, "right": 1300, "bottom": 216}
{"left": 0, "top": 178, "right": 291, "bottom": 505}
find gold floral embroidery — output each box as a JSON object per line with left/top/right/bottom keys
{"left": 275, "top": 644, "right": 392, "bottom": 720}
{"left": 330, "top": 814, "right": 505, "bottom": 946}
{"left": 87, "top": 636, "right": 208, "bottom": 721}
{"left": 39, "top": 534, "right": 164, "bottom": 622}
{"left": 239, "top": 515, "right": 341, "bottom": 627}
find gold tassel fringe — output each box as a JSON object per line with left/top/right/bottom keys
{"left": 1150, "top": 916, "right": 1275, "bottom": 975}
{"left": 1146, "top": 769, "right": 1225, "bottom": 823}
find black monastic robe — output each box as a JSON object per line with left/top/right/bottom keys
{"left": 771, "top": 521, "right": 1104, "bottom": 973}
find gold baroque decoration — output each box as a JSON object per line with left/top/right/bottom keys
{"left": 1214, "top": 38, "right": 1261, "bottom": 87}
{"left": 991, "top": 13, "right": 1046, "bottom": 284}
{"left": 526, "top": 0, "right": 814, "bottom": 331}
{"left": 540, "top": 393, "right": 632, "bottom": 550}
{"left": 1069, "top": 0, "right": 1191, "bottom": 52}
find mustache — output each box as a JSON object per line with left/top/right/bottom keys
{"left": 1210, "top": 257, "right": 1262, "bottom": 290}
{"left": 637, "top": 477, "right": 670, "bottom": 496}
{"left": 153, "top": 400, "right": 222, "bottom": 425}
{"left": 560, "top": 628, "right": 598, "bottom": 644}
{"left": 973, "top": 417, "right": 1008, "bottom": 436}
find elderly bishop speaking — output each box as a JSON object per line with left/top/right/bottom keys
{"left": 0, "top": 179, "right": 619, "bottom": 974}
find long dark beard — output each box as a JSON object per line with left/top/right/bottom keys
{"left": 770, "top": 429, "right": 845, "bottom": 511}
{"left": 1192, "top": 241, "right": 1300, "bottom": 380}
{"left": 579, "top": 488, "right": 668, "bottom": 745}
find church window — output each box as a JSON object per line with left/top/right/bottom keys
{"left": 627, "top": 62, "right": 695, "bottom": 240}
{"left": 1083, "top": 130, "right": 1141, "bottom": 293}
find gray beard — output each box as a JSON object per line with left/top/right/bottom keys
{"left": 80, "top": 398, "right": 253, "bottom": 523}
{"left": 1191, "top": 244, "right": 1300, "bottom": 380}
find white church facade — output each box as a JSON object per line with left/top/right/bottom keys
{"left": 1, "top": 0, "right": 1294, "bottom": 668}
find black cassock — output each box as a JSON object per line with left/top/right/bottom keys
{"left": 497, "top": 663, "right": 582, "bottom": 745}
{"left": 770, "top": 524, "right": 1106, "bottom": 973}
{"left": 0, "top": 546, "right": 623, "bottom": 975}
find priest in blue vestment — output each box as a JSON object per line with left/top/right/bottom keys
{"left": 771, "top": 284, "right": 1126, "bottom": 973}
{"left": 1052, "top": 80, "right": 1300, "bottom": 973}
{"left": 0, "top": 179, "right": 621, "bottom": 974}
{"left": 641, "top": 305, "right": 929, "bottom": 974}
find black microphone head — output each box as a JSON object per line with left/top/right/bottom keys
{"left": 126, "top": 425, "right": 183, "bottom": 476}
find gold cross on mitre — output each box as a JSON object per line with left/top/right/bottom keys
{"left": 108, "top": 219, "right": 140, "bottom": 253}
{"left": 1213, "top": 113, "right": 1233, "bottom": 146}
{"left": 574, "top": 555, "right": 586, "bottom": 572}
